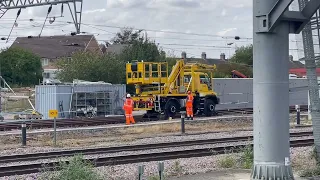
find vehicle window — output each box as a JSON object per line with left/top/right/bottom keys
{"left": 184, "top": 75, "right": 191, "bottom": 83}
{"left": 200, "top": 75, "right": 208, "bottom": 83}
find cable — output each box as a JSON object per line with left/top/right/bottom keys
{"left": 1, "top": 18, "right": 253, "bottom": 39}
{"left": 6, "top": 8, "right": 21, "bottom": 43}
{"left": 39, "top": 5, "right": 52, "bottom": 37}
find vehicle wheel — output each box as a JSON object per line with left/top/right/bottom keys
{"left": 204, "top": 99, "right": 216, "bottom": 117}
{"left": 164, "top": 100, "right": 179, "bottom": 119}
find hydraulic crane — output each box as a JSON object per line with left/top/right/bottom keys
{"left": 126, "top": 59, "right": 220, "bottom": 119}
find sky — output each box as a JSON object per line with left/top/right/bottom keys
{"left": 0, "top": 0, "right": 314, "bottom": 60}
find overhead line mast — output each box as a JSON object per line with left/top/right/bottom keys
{"left": 0, "top": 0, "right": 83, "bottom": 34}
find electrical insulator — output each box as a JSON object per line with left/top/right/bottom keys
{"left": 0, "top": 38, "right": 6, "bottom": 40}
{"left": 235, "top": 36, "right": 240, "bottom": 40}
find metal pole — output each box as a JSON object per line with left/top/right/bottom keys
{"left": 138, "top": 165, "right": 144, "bottom": 180}
{"left": 308, "top": 91, "right": 312, "bottom": 120}
{"left": 296, "top": 105, "right": 301, "bottom": 125}
{"left": 181, "top": 113, "right": 185, "bottom": 134}
{"left": 53, "top": 117, "right": 56, "bottom": 146}
{"left": 158, "top": 162, "right": 164, "bottom": 180}
{"left": 252, "top": 0, "right": 292, "bottom": 179}
{"left": 21, "top": 123, "right": 26, "bottom": 146}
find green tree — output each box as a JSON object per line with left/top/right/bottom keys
{"left": 56, "top": 28, "right": 166, "bottom": 94}
{"left": 119, "top": 39, "right": 166, "bottom": 63}
{"left": 111, "top": 27, "right": 144, "bottom": 44}
{"left": 230, "top": 44, "right": 253, "bottom": 66}
{"left": 0, "top": 47, "right": 42, "bottom": 86}
{"left": 56, "top": 51, "right": 125, "bottom": 84}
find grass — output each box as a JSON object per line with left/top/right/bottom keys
{"left": 218, "top": 155, "right": 237, "bottom": 168}
{"left": 299, "top": 146, "right": 320, "bottom": 177}
{"left": 217, "top": 144, "right": 253, "bottom": 169}
{"left": 238, "top": 145, "right": 253, "bottom": 169}
{"left": 39, "top": 155, "right": 104, "bottom": 180}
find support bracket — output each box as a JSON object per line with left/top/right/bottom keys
{"left": 255, "top": 0, "right": 320, "bottom": 34}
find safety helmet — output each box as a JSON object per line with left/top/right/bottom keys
{"left": 187, "top": 91, "right": 191, "bottom": 94}
{"left": 126, "top": 93, "right": 131, "bottom": 98}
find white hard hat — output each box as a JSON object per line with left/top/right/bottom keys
{"left": 126, "top": 93, "right": 131, "bottom": 98}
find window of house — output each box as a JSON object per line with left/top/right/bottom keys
{"left": 41, "top": 58, "right": 49, "bottom": 66}
{"left": 43, "top": 72, "right": 50, "bottom": 78}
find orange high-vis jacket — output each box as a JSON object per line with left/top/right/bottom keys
{"left": 186, "top": 94, "right": 194, "bottom": 107}
{"left": 123, "top": 98, "right": 134, "bottom": 112}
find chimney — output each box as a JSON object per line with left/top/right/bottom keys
{"left": 220, "top": 53, "right": 226, "bottom": 61}
{"left": 181, "top": 51, "right": 187, "bottom": 59}
{"left": 201, "top": 52, "right": 206, "bottom": 60}
{"left": 289, "top": 55, "right": 294, "bottom": 62}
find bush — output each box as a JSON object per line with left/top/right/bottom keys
{"left": 218, "top": 155, "right": 237, "bottom": 168}
{"left": 239, "top": 145, "right": 253, "bottom": 169}
{"left": 40, "top": 155, "right": 103, "bottom": 180}
{"left": 216, "top": 145, "right": 253, "bottom": 169}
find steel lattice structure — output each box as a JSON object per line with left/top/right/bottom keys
{"left": 311, "top": 9, "right": 320, "bottom": 57}
{"left": 0, "top": 0, "right": 83, "bottom": 33}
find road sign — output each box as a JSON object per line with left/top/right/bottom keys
{"left": 49, "top": 109, "right": 58, "bottom": 118}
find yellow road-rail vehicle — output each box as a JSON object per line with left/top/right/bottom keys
{"left": 126, "top": 59, "right": 220, "bottom": 119}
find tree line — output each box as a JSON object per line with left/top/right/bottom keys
{"left": 0, "top": 27, "right": 253, "bottom": 88}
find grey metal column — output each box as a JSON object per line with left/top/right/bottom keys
{"left": 251, "top": 0, "right": 320, "bottom": 179}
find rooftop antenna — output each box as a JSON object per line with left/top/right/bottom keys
{"left": 6, "top": 8, "right": 21, "bottom": 43}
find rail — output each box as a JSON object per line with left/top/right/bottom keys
{"left": 0, "top": 131, "right": 314, "bottom": 177}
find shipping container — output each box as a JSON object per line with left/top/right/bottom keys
{"left": 35, "top": 84, "right": 126, "bottom": 119}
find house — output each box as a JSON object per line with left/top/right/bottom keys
{"left": 11, "top": 34, "right": 102, "bottom": 83}
{"left": 180, "top": 51, "right": 229, "bottom": 65}
{"left": 104, "top": 44, "right": 130, "bottom": 55}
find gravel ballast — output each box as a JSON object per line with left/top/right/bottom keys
{"left": 0, "top": 146, "right": 315, "bottom": 180}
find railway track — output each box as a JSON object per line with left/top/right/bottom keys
{"left": 0, "top": 115, "right": 147, "bottom": 131}
{"left": 0, "top": 106, "right": 308, "bottom": 131}
{"left": 0, "top": 131, "right": 313, "bottom": 177}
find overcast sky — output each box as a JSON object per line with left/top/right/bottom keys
{"left": 0, "top": 0, "right": 313, "bottom": 60}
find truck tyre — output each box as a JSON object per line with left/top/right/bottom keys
{"left": 204, "top": 99, "right": 216, "bottom": 117}
{"left": 164, "top": 100, "right": 179, "bottom": 119}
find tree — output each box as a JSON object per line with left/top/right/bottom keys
{"left": 112, "top": 27, "right": 166, "bottom": 62}
{"left": 230, "top": 44, "right": 253, "bottom": 66}
{"left": 0, "top": 47, "right": 42, "bottom": 86}
{"left": 111, "top": 27, "right": 144, "bottom": 44}
{"left": 119, "top": 39, "right": 166, "bottom": 63}
{"left": 56, "top": 51, "right": 125, "bottom": 84}
{"left": 56, "top": 28, "right": 166, "bottom": 94}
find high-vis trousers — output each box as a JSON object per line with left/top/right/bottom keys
{"left": 186, "top": 107, "right": 193, "bottom": 120}
{"left": 125, "top": 113, "right": 136, "bottom": 125}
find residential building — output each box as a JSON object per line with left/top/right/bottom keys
{"left": 11, "top": 34, "right": 101, "bottom": 83}
{"left": 180, "top": 52, "right": 229, "bottom": 65}
{"left": 104, "top": 44, "right": 130, "bottom": 55}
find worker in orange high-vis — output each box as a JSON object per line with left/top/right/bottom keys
{"left": 123, "top": 93, "right": 136, "bottom": 125}
{"left": 186, "top": 91, "right": 194, "bottom": 120}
